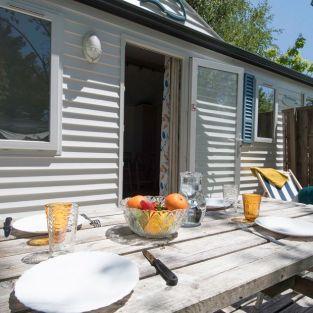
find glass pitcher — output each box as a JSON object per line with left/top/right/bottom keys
{"left": 179, "top": 172, "right": 206, "bottom": 227}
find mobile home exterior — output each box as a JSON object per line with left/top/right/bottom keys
{"left": 0, "top": 0, "right": 313, "bottom": 219}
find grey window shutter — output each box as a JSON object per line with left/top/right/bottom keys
{"left": 242, "top": 73, "right": 256, "bottom": 143}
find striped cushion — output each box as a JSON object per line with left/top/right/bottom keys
{"left": 263, "top": 173, "right": 299, "bottom": 201}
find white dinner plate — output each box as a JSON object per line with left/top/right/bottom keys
{"left": 255, "top": 216, "right": 313, "bottom": 237}
{"left": 206, "top": 198, "right": 227, "bottom": 210}
{"left": 13, "top": 213, "right": 86, "bottom": 234}
{"left": 15, "top": 251, "right": 139, "bottom": 313}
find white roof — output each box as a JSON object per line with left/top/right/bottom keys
{"left": 123, "top": 0, "right": 222, "bottom": 39}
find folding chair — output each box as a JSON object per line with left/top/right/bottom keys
{"left": 255, "top": 169, "right": 302, "bottom": 201}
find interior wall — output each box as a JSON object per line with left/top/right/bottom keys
{"left": 124, "top": 64, "right": 164, "bottom": 154}
{"left": 125, "top": 65, "right": 164, "bottom": 107}
{"left": 123, "top": 47, "right": 165, "bottom": 196}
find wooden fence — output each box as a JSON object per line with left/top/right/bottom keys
{"left": 283, "top": 106, "right": 313, "bottom": 186}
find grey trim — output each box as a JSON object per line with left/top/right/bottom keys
{"left": 75, "top": 0, "right": 313, "bottom": 87}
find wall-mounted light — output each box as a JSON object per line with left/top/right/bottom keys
{"left": 82, "top": 32, "right": 102, "bottom": 64}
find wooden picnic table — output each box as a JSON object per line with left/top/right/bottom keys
{"left": 1, "top": 198, "right": 313, "bottom": 313}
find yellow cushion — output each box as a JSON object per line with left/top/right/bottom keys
{"left": 251, "top": 167, "right": 289, "bottom": 189}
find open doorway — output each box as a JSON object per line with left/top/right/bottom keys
{"left": 123, "top": 44, "right": 181, "bottom": 198}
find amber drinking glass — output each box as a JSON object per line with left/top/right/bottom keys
{"left": 45, "top": 202, "right": 78, "bottom": 257}
{"left": 242, "top": 194, "right": 261, "bottom": 222}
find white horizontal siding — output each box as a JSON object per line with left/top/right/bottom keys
{"left": 240, "top": 95, "right": 300, "bottom": 195}
{"left": 0, "top": 3, "right": 121, "bottom": 218}
{"left": 240, "top": 142, "right": 276, "bottom": 194}
{"left": 0, "top": 0, "right": 311, "bottom": 220}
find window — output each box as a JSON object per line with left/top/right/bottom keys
{"left": 256, "top": 85, "right": 275, "bottom": 140}
{"left": 279, "top": 89, "right": 302, "bottom": 110}
{"left": 0, "top": 3, "right": 61, "bottom": 152}
{"left": 305, "top": 95, "right": 313, "bottom": 106}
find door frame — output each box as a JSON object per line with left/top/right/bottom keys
{"left": 189, "top": 58, "right": 244, "bottom": 188}
{"left": 119, "top": 34, "right": 189, "bottom": 202}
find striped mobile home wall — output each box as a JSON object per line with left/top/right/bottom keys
{"left": 0, "top": 1, "right": 121, "bottom": 218}
{"left": 240, "top": 88, "right": 303, "bottom": 194}
{"left": 0, "top": 0, "right": 217, "bottom": 219}
{"left": 0, "top": 0, "right": 312, "bottom": 219}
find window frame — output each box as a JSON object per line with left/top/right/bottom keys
{"left": 254, "top": 81, "right": 277, "bottom": 143}
{"left": 0, "top": 0, "right": 62, "bottom": 154}
{"left": 304, "top": 93, "right": 313, "bottom": 106}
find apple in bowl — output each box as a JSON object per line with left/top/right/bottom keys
{"left": 121, "top": 194, "right": 189, "bottom": 238}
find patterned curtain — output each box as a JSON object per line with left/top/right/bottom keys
{"left": 159, "top": 57, "right": 181, "bottom": 195}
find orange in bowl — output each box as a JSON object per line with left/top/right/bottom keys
{"left": 127, "top": 195, "right": 147, "bottom": 209}
{"left": 165, "top": 193, "right": 188, "bottom": 210}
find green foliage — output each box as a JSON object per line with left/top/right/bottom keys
{"left": 258, "top": 86, "right": 274, "bottom": 113}
{"left": 186, "top": 0, "right": 312, "bottom": 76}
{"left": 186, "top": 0, "right": 279, "bottom": 56}
{"left": 265, "top": 34, "right": 313, "bottom": 76}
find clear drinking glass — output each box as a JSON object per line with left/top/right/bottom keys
{"left": 45, "top": 202, "right": 79, "bottom": 257}
{"left": 180, "top": 172, "right": 206, "bottom": 227}
{"left": 223, "top": 184, "right": 239, "bottom": 212}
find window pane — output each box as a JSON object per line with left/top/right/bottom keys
{"left": 279, "top": 88, "right": 302, "bottom": 110}
{"left": 0, "top": 7, "right": 51, "bottom": 142}
{"left": 305, "top": 96, "right": 313, "bottom": 106}
{"left": 196, "top": 66, "right": 238, "bottom": 194}
{"left": 257, "top": 85, "right": 274, "bottom": 139}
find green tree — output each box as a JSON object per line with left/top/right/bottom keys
{"left": 258, "top": 86, "right": 274, "bottom": 113}
{"left": 186, "top": 0, "right": 279, "bottom": 56}
{"left": 266, "top": 34, "right": 313, "bottom": 76}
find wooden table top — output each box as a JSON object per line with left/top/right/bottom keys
{"left": 1, "top": 198, "right": 313, "bottom": 313}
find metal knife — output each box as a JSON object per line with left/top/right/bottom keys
{"left": 3, "top": 217, "right": 12, "bottom": 238}
{"left": 239, "top": 224, "right": 285, "bottom": 246}
{"left": 142, "top": 249, "right": 178, "bottom": 286}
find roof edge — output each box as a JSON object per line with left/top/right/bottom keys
{"left": 181, "top": 1, "right": 223, "bottom": 41}
{"left": 75, "top": 0, "right": 313, "bottom": 88}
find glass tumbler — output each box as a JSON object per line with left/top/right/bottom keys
{"left": 180, "top": 172, "right": 206, "bottom": 227}
{"left": 223, "top": 184, "right": 239, "bottom": 211}
{"left": 45, "top": 202, "right": 79, "bottom": 257}
{"left": 242, "top": 194, "right": 261, "bottom": 222}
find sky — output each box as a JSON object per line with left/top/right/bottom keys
{"left": 251, "top": 0, "right": 313, "bottom": 61}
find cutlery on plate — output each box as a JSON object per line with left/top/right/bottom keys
{"left": 142, "top": 249, "right": 178, "bottom": 286}
{"left": 239, "top": 224, "right": 285, "bottom": 246}
{"left": 80, "top": 214, "right": 101, "bottom": 228}
{"left": 3, "top": 217, "right": 13, "bottom": 238}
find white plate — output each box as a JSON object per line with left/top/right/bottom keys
{"left": 13, "top": 213, "right": 86, "bottom": 234}
{"left": 15, "top": 251, "right": 139, "bottom": 313}
{"left": 206, "top": 198, "right": 227, "bottom": 210}
{"left": 255, "top": 216, "right": 313, "bottom": 237}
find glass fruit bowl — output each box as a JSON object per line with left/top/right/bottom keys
{"left": 121, "top": 196, "right": 188, "bottom": 239}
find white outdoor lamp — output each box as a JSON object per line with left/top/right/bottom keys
{"left": 82, "top": 32, "right": 102, "bottom": 63}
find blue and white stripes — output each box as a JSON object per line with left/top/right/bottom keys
{"left": 263, "top": 173, "right": 299, "bottom": 201}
